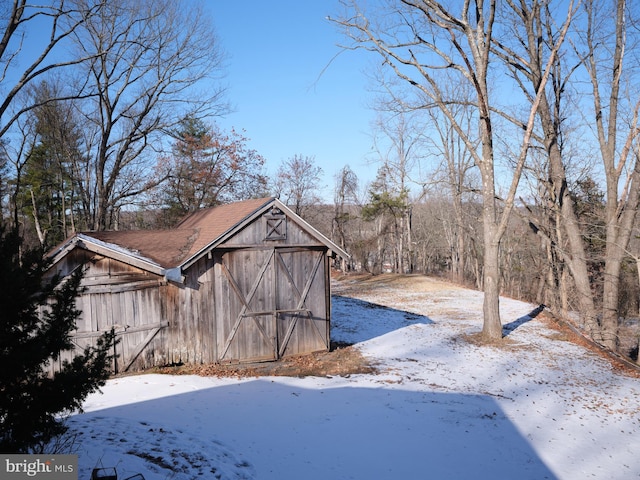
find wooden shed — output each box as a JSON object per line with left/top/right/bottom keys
{"left": 45, "top": 197, "right": 348, "bottom": 372}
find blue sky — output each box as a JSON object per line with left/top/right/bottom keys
{"left": 206, "top": 1, "right": 378, "bottom": 200}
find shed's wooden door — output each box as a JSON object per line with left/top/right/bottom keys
{"left": 274, "top": 247, "right": 328, "bottom": 358}
{"left": 215, "top": 247, "right": 328, "bottom": 363}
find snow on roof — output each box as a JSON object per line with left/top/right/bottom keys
{"left": 76, "top": 233, "right": 162, "bottom": 268}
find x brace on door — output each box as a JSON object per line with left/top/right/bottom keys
{"left": 275, "top": 250, "right": 324, "bottom": 357}
{"left": 219, "top": 249, "right": 276, "bottom": 360}
{"left": 218, "top": 248, "right": 326, "bottom": 361}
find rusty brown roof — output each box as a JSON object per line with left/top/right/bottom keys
{"left": 82, "top": 197, "right": 274, "bottom": 268}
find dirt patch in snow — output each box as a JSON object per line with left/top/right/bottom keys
{"left": 332, "top": 272, "right": 468, "bottom": 295}
{"left": 154, "top": 343, "right": 376, "bottom": 379}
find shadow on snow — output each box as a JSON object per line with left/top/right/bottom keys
{"left": 503, "top": 304, "right": 546, "bottom": 337}
{"left": 74, "top": 380, "right": 557, "bottom": 480}
{"left": 331, "top": 295, "right": 433, "bottom": 345}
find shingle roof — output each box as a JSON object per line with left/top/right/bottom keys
{"left": 82, "top": 197, "right": 274, "bottom": 268}
{"left": 174, "top": 196, "right": 272, "bottom": 257}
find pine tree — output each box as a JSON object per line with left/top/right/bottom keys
{"left": 0, "top": 226, "right": 116, "bottom": 453}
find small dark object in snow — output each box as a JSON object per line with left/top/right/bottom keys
{"left": 90, "top": 467, "right": 146, "bottom": 480}
{"left": 91, "top": 468, "right": 117, "bottom": 480}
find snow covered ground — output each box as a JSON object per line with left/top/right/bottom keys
{"left": 67, "top": 275, "right": 640, "bottom": 479}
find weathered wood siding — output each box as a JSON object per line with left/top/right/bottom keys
{"left": 44, "top": 251, "right": 171, "bottom": 374}
{"left": 275, "top": 247, "right": 329, "bottom": 357}
{"left": 165, "top": 255, "right": 217, "bottom": 365}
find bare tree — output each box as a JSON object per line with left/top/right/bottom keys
{"left": 273, "top": 154, "right": 324, "bottom": 219}
{"left": 4, "top": 101, "right": 38, "bottom": 236}
{"left": 492, "top": 0, "right": 597, "bottom": 340}
{"left": 425, "top": 92, "right": 479, "bottom": 285}
{"left": 333, "top": 165, "right": 359, "bottom": 271}
{"left": 0, "top": 1, "right": 106, "bottom": 225}
{"left": 0, "top": 1, "right": 103, "bottom": 141}
{"left": 70, "top": 0, "right": 227, "bottom": 230}
{"left": 372, "top": 111, "right": 429, "bottom": 272}
{"left": 12, "top": 81, "right": 83, "bottom": 246}
{"left": 332, "top": 0, "right": 572, "bottom": 339}
{"left": 579, "top": 0, "right": 640, "bottom": 350}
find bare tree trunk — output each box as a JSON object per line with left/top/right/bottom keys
{"left": 398, "top": 214, "right": 405, "bottom": 273}
{"left": 29, "top": 190, "right": 46, "bottom": 246}
{"left": 406, "top": 207, "right": 413, "bottom": 273}
{"left": 547, "top": 130, "right": 598, "bottom": 334}
{"left": 584, "top": 0, "right": 640, "bottom": 350}
{"left": 482, "top": 237, "right": 502, "bottom": 339}
{"left": 59, "top": 172, "right": 68, "bottom": 239}
{"left": 333, "top": 166, "right": 358, "bottom": 272}
{"left": 601, "top": 245, "right": 624, "bottom": 348}
{"left": 376, "top": 216, "right": 384, "bottom": 274}
{"left": 456, "top": 231, "right": 465, "bottom": 284}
